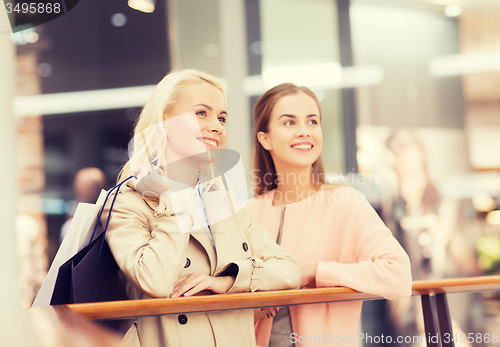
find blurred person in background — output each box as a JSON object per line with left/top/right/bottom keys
{"left": 59, "top": 167, "right": 107, "bottom": 243}
{"left": 384, "top": 129, "right": 479, "bottom": 346}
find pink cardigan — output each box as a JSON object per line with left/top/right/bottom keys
{"left": 246, "top": 185, "right": 412, "bottom": 346}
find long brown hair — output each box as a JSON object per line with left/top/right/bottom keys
{"left": 252, "top": 83, "right": 326, "bottom": 196}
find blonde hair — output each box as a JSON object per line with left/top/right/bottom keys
{"left": 118, "top": 69, "right": 225, "bottom": 183}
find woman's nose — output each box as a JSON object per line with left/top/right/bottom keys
{"left": 207, "top": 116, "right": 224, "bottom": 133}
{"left": 296, "top": 123, "right": 311, "bottom": 137}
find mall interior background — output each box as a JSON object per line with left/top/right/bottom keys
{"left": 2, "top": 0, "right": 500, "bottom": 345}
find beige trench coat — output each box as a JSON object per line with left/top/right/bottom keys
{"left": 101, "top": 182, "right": 300, "bottom": 347}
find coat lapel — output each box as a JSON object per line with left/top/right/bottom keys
{"left": 143, "top": 192, "right": 218, "bottom": 275}
{"left": 189, "top": 228, "right": 217, "bottom": 275}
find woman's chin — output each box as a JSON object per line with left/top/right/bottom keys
{"left": 190, "top": 151, "right": 219, "bottom": 165}
{"left": 279, "top": 160, "right": 316, "bottom": 171}
{"left": 287, "top": 154, "right": 320, "bottom": 168}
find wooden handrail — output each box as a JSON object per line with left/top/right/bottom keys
{"left": 66, "top": 275, "right": 500, "bottom": 321}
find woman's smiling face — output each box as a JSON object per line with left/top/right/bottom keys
{"left": 163, "top": 82, "right": 227, "bottom": 163}
{"left": 258, "top": 92, "right": 323, "bottom": 171}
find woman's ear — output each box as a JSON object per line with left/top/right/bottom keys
{"left": 257, "top": 131, "right": 272, "bottom": 151}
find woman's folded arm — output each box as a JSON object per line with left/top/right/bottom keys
{"left": 102, "top": 189, "right": 189, "bottom": 298}
{"left": 224, "top": 208, "right": 301, "bottom": 294}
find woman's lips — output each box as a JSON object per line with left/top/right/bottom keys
{"left": 291, "top": 142, "right": 313, "bottom": 152}
{"left": 197, "top": 137, "right": 218, "bottom": 149}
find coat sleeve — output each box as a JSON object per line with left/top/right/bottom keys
{"left": 315, "top": 187, "right": 412, "bottom": 300}
{"left": 102, "top": 189, "right": 189, "bottom": 298}
{"left": 225, "top": 208, "right": 301, "bottom": 294}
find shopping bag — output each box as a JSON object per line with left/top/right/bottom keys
{"left": 49, "top": 176, "right": 134, "bottom": 305}
{"left": 50, "top": 232, "right": 127, "bottom": 305}
{"left": 32, "top": 190, "right": 108, "bottom": 307}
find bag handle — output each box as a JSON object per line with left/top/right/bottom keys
{"left": 89, "top": 176, "right": 136, "bottom": 256}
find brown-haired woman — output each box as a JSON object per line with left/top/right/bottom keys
{"left": 246, "top": 83, "right": 412, "bottom": 347}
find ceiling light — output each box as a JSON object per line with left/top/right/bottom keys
{"left": 243, "top": 64, "right": 383, "bottom": 95}
{"left": 128, "top": 0, "right": 155, "bottom": 13}
{"left": 486, "top": 210, "right": 500, "bottom": 225}
{"left": 429, "top": 50, "right": 500, "bottom": 77}
{"left": 444, "top": 4, "right": 463, "bottom": 17}
{"left": 111, "top": 13, "right": 127, "bottom": 27}
{"left": 262, "top": 62, "right": 342, "bottom": 89}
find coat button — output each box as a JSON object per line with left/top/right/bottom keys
{"left": 178, "top": 315, "right": 188, "bottom": 325}
{"left": 184, "top": 258, "right": 191, "bottom": 268}
{"left": 242, "top": 242, "right": 248, "bottom": 252}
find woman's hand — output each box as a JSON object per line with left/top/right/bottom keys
{"left": 170, "top": 273, "right": 235, "bottom": 298}
{"left": 130, "top": 166, "right": 167, "bottom": 197}
{"left": 300, "top": 264, "right": 318, "bottom": 288}
{"left": 254, "top": 307, "right": 280, "bottom": 322}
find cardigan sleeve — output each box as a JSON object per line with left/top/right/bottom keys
{"left": 102, "top": 189, "right": 190, "bottom": 298}
{"left": 225, "top": 207, "right": 301, "bottom": 293}
{"left": 315, "top": 187, "right": 412, "bottom": 300}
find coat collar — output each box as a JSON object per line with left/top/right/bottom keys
{"left": 136, "top": 177, "right": 232, "bottom": 275}
{"left": 127, "top": 149, "right": 247, "bottom": 274}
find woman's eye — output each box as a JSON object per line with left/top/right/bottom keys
{"left": 196, "top": 110, "right": 207, "bottom": 117}
{"left": 309, "top": 119, "right": 319, "bottom": 125}
{"left": 218, "top": 116, "right": 226, "bottom": 124}
{"left": 284, "top": 120, "right": 294, "bottom": 126}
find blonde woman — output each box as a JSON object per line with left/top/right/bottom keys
{"left": 101, "top": 70, "right": 301, "bottom": 347}
{"left": 247, "top": 83, "right": 412, "bottom": 347}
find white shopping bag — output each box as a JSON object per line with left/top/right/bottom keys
{"left": 32, "top": 190, "right": 109, "bottom": 307}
